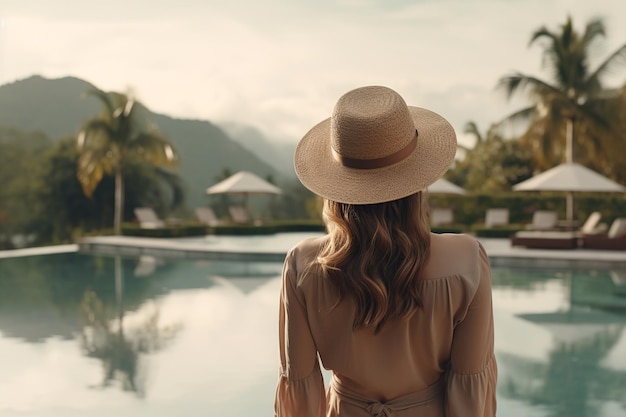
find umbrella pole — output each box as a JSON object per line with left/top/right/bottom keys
{"left": 566, "top": 118, "right": 574, "bottom": 164}
{"left": 566, "top": 192, "right": 574, "bottom": 224}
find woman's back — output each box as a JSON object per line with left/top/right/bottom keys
{"left": 277, "top": 233, "right": 496, "bottom": 416}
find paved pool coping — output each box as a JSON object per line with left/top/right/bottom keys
{"left": 2, "top": 234, "right": 626, "bottom": 267}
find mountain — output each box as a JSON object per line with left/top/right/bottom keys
{"left": 218, "top": 122, "right": 296, "bottom": 176}
{"left": 0, "top": 75, "right": 100, "bottom": 138}
{"left": 0, "top": 75, "right": 284, "bottom": 210}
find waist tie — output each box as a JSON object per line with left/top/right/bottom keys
{"left": 330, "top": 376, "right": 443, "bottom": 417}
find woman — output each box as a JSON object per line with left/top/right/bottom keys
{"left": 275, "top": 86, "right": 497, "bottom": 416}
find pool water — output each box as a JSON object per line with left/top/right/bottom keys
{"left": 0, "top": 253, "right": 625, "bottom": 417}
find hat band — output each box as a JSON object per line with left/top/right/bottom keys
{"left": 332, "top": 130, "right": 418, "bottom": 170}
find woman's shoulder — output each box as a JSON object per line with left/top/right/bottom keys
{"left": 285, "top": 235, "right": 328, "bottom": 269}
{"left": 430, "top": 232, "right": 481, "bottom": 254}
{"left": 427, "top": 233, "right": 487, "bottom": 285}
{"left": 289, "top": 234, "right": 328, "bottom": 254}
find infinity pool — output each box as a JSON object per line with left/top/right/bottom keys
{"left": 1, "top": 251, "right": 625, "bottom": 417}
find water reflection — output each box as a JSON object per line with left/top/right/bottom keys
{"left": 499, "top": 325, "right": 626, "bottom": 416}
{"left": 1, "top": 253, "right": 626, "bottom": 417}
{"left": 493, "top": 267, "right": 626, "bottom": 417}
{"left": 79, "top": 256, "right": 182, "bottom": 397}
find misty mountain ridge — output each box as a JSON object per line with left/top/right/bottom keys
{"left": 218, "top": 122, "right": 296, "bottom": 176}
{"left": 0, "top": 75, "right": 295, "bottom": 210}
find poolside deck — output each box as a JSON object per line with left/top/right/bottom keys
{"left": 2, "top": 233, "right": 626, "bottom": 267}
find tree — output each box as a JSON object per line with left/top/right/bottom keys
{"left": 0, "top": 127, "right": 52, "bottom": 248}
{"left": 497, "top": 15, "right": 626, "bottom": 171}
{"left": 33, "top": 136, "right": 184, "bottom": 244}
{"left": 77, "top": 89, "right": 178, "bottom": 235}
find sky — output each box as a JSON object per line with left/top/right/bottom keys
{"left": 1, "top": 0, "right": 626, "bottom": 148}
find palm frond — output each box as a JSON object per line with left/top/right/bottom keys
{"left": 77, "top": 147, "right": 114, "bottom": 197}
{"left": 586, "top": 43, "right": 626, "bottom": 88}
{"left": 497, "top": 73, "right": 561, "bottom": 101}
{"left": 155, "top": 167, "right": 186, "bottom": 208}
{"left": 128, "top": 132, "right": 178, "bottom": 168}
{"left": 78, "top": 119, "right": 114, "bottom": 149}
{"left": 581, "top": 18, "right": 606, "bottom": 46}
{"left": 463, "top": 121, "right": 483, "bottom": 143}
{"left": 529, "top": 26, "right": 557, "bottom": 47}
{"left": 84, "top": 89, "right": 115, "bottom": 119}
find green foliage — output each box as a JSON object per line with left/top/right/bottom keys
{"left": 431, "top": 226, "right": 465, "bottom": 234}
{"left": 121, "top": 223, "right": 209, "bottom": 238}
{"left": 0, "top": 127, "right": 53, "bottom": 248}
{"left": 472, "top": 226, "right": 524, "bottom": 238}
{"left": 449, "top": 123, "right": 536, "bottom": 192}
{"left": 586, "top": 86, "right": 626, "bottom": 184}
{"left": 267, "top": 179, "right": 319, "bottom": 220}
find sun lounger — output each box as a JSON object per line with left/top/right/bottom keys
{"left": 430, "top": 208, "right": 454, "bottom": 226}
{"left": 485, "top": 208, "right": 509, "bottom": 227}
{"left": 229, "top": 206, "right": 251, "bottom": 225}
{"left": 511, "top": 230, "right": 580, "bottom": 249}
{"left": 134, "top": 207, "right": 165, "bottom": 229}
{"left": 511, "top": 212, "right": 609, "bottom": 249}
{"left": 195, "top": 207, "right": 221, "bottom": 226}
{"left": 582, "top": 218, "right": 626, "bottom": 250}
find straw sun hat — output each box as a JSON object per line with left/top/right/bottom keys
{"left": 294, "top": 86, "right": 457, "bottom": 205}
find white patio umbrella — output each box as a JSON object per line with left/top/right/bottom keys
{"left": 206, "top": 171, "right": 281, "bottom": 195}
{"left": 428, "top": 178, "right": 466, "bottom": 195}
{"left": 206, "top": 171, "right": 281, "bottom": 215}
{"left": 513, "top": 163, "right": 625, "bottom": 222}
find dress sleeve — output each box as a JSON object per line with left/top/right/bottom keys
{"left": 445, "top": 242, "right": 498, "bottom": 417}
{"left": 274, "top": 250, "right": 325, "bottom": 417}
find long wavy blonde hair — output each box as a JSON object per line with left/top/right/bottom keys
{"left": 317, "top": 191, "right": 431, "bottom": 332}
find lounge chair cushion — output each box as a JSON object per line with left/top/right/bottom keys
{"left": 608, "top": 218, "right": 626, "bottom": 238}
{"left": 431, "top": 208, "right": 454, "bottom": 226}
{"left": 485, "top": 208, "right": 509, "bottom": 227}
{"left": 526, "top": 210, "right": 558, "bottom": 230}
{"left": 580, "top": 211, "right": 603, "bottom": 234}
{"left": 134, "top": 208, "right": 165, "bottom": 229}
{"left": 195, "top": 207, "right": 220, "bottom": 226}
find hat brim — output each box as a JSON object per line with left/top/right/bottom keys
{"left": 294, "top": 106, "right": 457, "bottom": 204}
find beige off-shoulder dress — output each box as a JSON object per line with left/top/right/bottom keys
{"left": 275, "top": 232, "right": 497, "bottom": 417}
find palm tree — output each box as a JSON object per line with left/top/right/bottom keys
{"left": 77, "top": 89, "right": 177, "bottom": 235}
{"left": 497, "top": 15, "right": 626, "bottom": 170}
